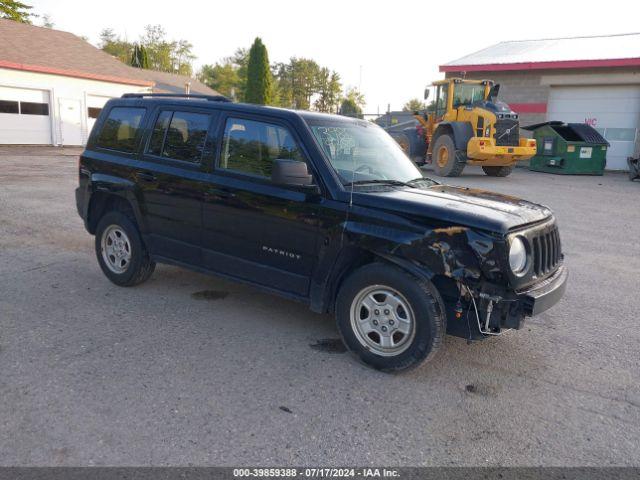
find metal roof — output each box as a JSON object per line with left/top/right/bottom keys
{"left": 441, "top": 33, "right": 640, "bottom": 72}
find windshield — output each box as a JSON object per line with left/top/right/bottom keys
{"left": 453, "top": 83, "right": 486, "bottom": 108}
{"left": 307, "top": 119, "right": 426, "bottom": 186}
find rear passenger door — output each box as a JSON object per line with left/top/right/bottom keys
{"left": 136, "top": 107, "right": 217, "bottom": 264}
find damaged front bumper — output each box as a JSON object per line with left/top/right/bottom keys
{"left": 517, "top": 264, "right": 568, "bottom": 316}
{"left": 446, "top": 265, "right": 568, "bottom": 340}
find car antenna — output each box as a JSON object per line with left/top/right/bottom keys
{"left": 341, "top": 144, "right": 356, "bottom": 247}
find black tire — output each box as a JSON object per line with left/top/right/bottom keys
{"left": 95, "top": 211, "right": 155, "bottom": 287}
{"left": 336, "top": 263, "right": 446, "bottom": 372}
{"left": 432, "top": 134, "right": 466, "bottom": 177}
{"left": 482, "top": 165, "right": 513, "bottom": 177}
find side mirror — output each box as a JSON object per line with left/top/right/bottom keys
{"left": 424, "top": 88, "right": 430, "bottom": 100}
{"left": 272, "top": 159, "right": 316, "bottom": 188}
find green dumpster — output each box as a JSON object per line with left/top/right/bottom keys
{"left": 523, "top": 121, "right": 609, "bottom": 175}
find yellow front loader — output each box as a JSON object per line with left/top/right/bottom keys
{"left": 415, "top": 78, "right": 537, "bottom": 177}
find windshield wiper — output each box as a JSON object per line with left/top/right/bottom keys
{"left": 406, "top": 176, "right": 438, "bottom": 186}
{"left": 343, "top": 179, "right": 419, "bottom": 188}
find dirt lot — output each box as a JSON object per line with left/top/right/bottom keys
{"left": 1, "top": 147, "right": 639, "bottom": 466}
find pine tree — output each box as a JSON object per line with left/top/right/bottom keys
{"left": 0, "top": 0, "right": 33, "bottom": 23}
{"left": 245, "top": 37, "right": 273, "bottom": 105}
{"left": 130, "top": 44, "right": 149, "bottom": 69}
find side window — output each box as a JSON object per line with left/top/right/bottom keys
{"left": 220, "top": 117, "right": 305, "bottom": 178}
{"left": 435, "top": 86, "right": 448, "bottom": 117}
{"left": 147, "top": 110, "right": 211, "bottom": 163}
{"left": 96, "top": 107, "right": 146, "bottom": 153}
{"left": 148, "top": 111, "right": 172, "bottom": 156}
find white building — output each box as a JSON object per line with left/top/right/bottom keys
{"left": 0, "top": 19, "right": 218, "bottom": 146}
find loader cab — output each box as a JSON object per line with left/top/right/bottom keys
{"left": 424, "top": 79, "right": 492, "bottom": 122}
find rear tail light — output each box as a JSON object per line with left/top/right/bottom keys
{"left": 528, "top": 140, "right": 536, "bottom": 147}
{"left": 479, "top": 140, "right": 485, "bottom": 146}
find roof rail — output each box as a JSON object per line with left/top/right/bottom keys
{"left": 121, "top": 93, "right": 232, "bottom": 102}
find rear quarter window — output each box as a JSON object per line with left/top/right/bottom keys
{"left": 96, "top": 107, "right": 146, "bottom": 153}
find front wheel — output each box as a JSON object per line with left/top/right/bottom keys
{"left": 336, "top": 263, "right": 446, "bottom": 371}
{"left": 433, "top": 134, "right": 466, "bottom": 177}
{"left": 482, "top": 165, "right": 513, "bottom": 177}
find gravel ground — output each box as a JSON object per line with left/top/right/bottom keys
{"left": 1, "top": 147, "right": 639, "bottom": 466}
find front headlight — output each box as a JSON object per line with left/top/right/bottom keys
{"left": 509, "top": 236, "right": 528, "bottom": 275}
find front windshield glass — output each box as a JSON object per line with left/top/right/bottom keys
{"left": 307, "top": 119, "right": 427, "bottom": 186}
{"left": 453, "top": 83, "right": 486, "bottom": 108}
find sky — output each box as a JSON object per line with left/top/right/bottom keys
{"left": 30, "top": 0, "right": 640, "bottom": 113}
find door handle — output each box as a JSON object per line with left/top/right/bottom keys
{"left": 137, "top": 172, "right": 156, "bottom": 183}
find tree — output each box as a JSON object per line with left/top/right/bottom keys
{"left": 199, "top": 48, "right": 248, "bottom": 101}
{"left": 339, "top": 98, "right": 362, "bottom": 118}
{"left": 339, "top": 87, "right": 366, "bottom": 118}
{"left": 172, "top": 39, "right": 195, "bottom": 76}
{"left": 140, "top": 24, "right": 173, "bottom": 72}
{"left": 99, "top": 28, "right": 133, "bottom": 64}
{"left": 245, "top": 37, "right": 273, "bottom": 105}
{"left": 199, "top": 62, "right": 240, "bottom": 99}
{"left": 402, "top": 98, "right": 427, "bottom": 112}
{"left": 40, "top": 13, "right": 53, "bottom": 28}
{"left": 130, "top": 44, "right": 149, "bottom": 69}
{"left": 314, "top": 68, "right": 342, "bottom": 113}
{"left": 100, "top": 25, "right": 195, "bottom": 75}
{"left": 0, "top": 0, "right": 32, "bottom": 22}
{"left": 291, "top": 58, "right": 320, "bottom": 109}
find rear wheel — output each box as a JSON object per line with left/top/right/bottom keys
{"left": 482, "top": 165, "right": 513, "bottom": 177}
{"left": 336, "top": 263, "right": 446, "bottom": 372}
{"left": 95, "top": 211, "right": 155, "bottom": 287}
{"left": 433, "top": 134, "right": 466, "bottom": 177}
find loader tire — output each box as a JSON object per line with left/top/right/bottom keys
{"left": 433, "top": 134, "right": 466, "bottom": 177}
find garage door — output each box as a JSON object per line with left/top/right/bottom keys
{"left": 0, "top": 86, "right": 51, "bottom": 144}
{"left": 86, "top": 94, "right": 112, "bottom": 139}
{"left": 547, "top": 85, "right": 640, "bottom": 170}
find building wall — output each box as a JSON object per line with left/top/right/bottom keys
{"left": 0, "top": 68, "right": 150, "bottom": 145}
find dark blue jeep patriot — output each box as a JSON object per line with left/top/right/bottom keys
{"left": 76, "top": 93, "right": 567, "bottom": 371}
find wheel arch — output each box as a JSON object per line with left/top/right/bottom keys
{"left": 312, "top": 246, "right": 437, "bottom": 315}
{"left": 87, "top": 191, "right": 140, "bottom": 234}
{"left": 431, "top": 122, "right": 474, "bottom": 152}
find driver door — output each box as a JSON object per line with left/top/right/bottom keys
{"left": 435, "top": 85, "right": 449, "bottom": 122}
{"left": 201, "top": 114, "right": 323, "bottom": 297}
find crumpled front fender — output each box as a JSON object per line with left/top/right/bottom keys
{"left": 344, "top": 221, "right": 504, "bottom": 282}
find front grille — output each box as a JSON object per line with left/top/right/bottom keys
{"left": 494, "top": 119, "right": 519, "bottom": 146}
{"left": 531, "top": 226, "right": 562, "bottom": 277}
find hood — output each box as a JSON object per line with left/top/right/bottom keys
{"left": 353, "top": 184, "right": 552, "bottom": 234}
{"left": 471, "top": 99, "right": 514, "bottom": 114}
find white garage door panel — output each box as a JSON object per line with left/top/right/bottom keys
{"left": 86, "top": 94, "right": 112, "bottom": 135}
{"left": 0, "top": 113, "right": 51, "bottom": 144}
{"left": 548, "top": 86, "right": 640, "bottom": 170}
{"left": 0, "top": 86, "right": 49, "bottom": 103}
{"left": 0, "top": 86, "right": 51, "bottom": 144}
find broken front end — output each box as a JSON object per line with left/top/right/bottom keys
{"left": 399, "top": 218, "right": 568, "bottom": 341}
